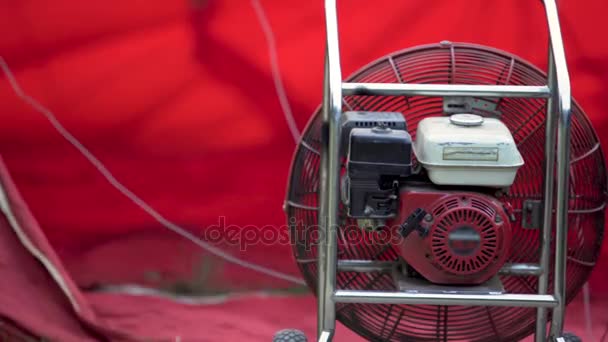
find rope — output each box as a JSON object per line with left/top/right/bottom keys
{"left": 0, "top": 56, "right": 305, "bottom": 286}
{"left": 251, "top": 0, "right": 301, "bottom": 143}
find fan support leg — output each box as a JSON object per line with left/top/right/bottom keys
{"left": 317, "top": 1, "right": 342, "bottom": 334}
{"left": 535, "top": 42, "right": 559, "bottom": 342}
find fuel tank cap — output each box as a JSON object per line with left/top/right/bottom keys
{"left": 449, "top": 113, "right": 484, "bottom": 127}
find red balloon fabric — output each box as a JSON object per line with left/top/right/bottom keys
{"left": 0, "top": 0, "right": 607, "bottom": 340}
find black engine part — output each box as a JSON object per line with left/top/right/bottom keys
{"left": 340, "top": 111, "right": 407, "bottom": 153}
{"left": 344, "top": 113, "right": 412, "bottom": 218}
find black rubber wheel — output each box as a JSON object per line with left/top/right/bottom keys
{"left": 554, "top": 332, "right": 582, "bottom": 342}
{"left": 273, "top": 329, "right": 307, "bottom": 342}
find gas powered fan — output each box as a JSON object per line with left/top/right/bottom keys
{"left": 281, "top": 1, "right": 606, "bottom": 342}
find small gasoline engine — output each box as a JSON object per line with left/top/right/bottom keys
{"left": 343, "top": 111, "right": 519, "bottom": 286}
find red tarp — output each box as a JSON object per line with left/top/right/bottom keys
{"left": 0, "top": 0, "right": 607, "bottom": 340}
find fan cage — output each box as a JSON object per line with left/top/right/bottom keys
{"left": 286, "top": 42, "right": 606, "bottom": 342}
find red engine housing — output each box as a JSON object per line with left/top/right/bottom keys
{"left": 395, "top": 187, "right": 512, "bottom": 285}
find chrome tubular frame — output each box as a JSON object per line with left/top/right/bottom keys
{"left": 317, "top": 0, "right": 572, "bottom": 341}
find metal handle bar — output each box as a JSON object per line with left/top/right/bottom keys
{"left": 317, "top": 1, "right": 572, "bottom": 341}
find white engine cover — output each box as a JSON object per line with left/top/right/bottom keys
{"left": 414, "top": 114, "right": 524, "bottom": 187}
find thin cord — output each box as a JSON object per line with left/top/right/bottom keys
{"left": 251, "top": 0, "right": 301, "bottom": 143}
{"left": 583, "top": 282, "right": 594, "bottom": 341}
{"left": 0, "top": 56, "right": 305, "bottom": 286}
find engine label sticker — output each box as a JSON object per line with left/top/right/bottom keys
{"left": 442, "top": 146, "right": 499, "bottom": 161}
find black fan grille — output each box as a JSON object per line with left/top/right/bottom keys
{"left": 286, "top": 42, "right": 606, "bottom": 342}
